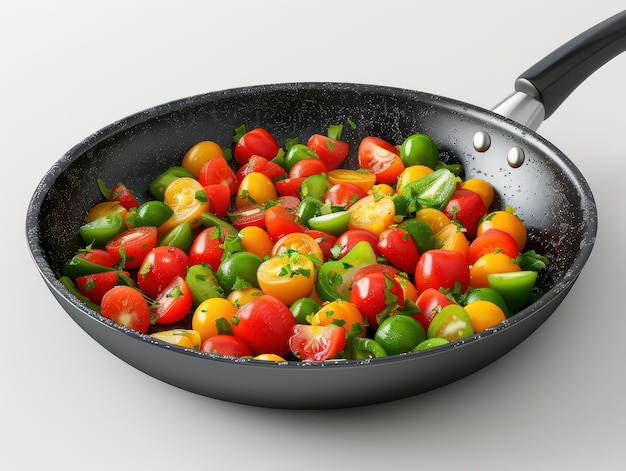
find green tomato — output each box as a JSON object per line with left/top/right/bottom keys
{"left": 127, "top": 200, "right": 173, "bottom": 228}
{"left": 79, "top": 212, "right": 125, "bottom": 248}
{"left": 185, "top": 263, "right": 224, "bottom": 308}
{"left": 400, "top": 133, "right": 439, "bottom": 169}
{"left": 375, "top": 314, "right": 427, "bottom": 355}
{"left": 307, "top": 210, "right": 351, "bottom": 236}
{"left": 427, "top": 304, "right": 475, "bottom": 341}
{"left": 412, "top": 337, "right": 450, "bottom": 351}
{"left": 289, "top": 297, "right": 321, "bottom": 324}
{"left": 488, "top": 271, "right": 538, "bottom": 312}
{"left": 463, "top": 287, "right": 512, "bottom": 318}
{"left": 216, "top": 251, "right": 263, "bottom": 293}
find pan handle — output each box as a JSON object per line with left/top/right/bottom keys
{"left": 493, "top": 10, "right": 626, "bottom": 130}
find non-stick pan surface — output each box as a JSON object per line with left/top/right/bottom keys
{"left": 26, "top": 12, "right": 624, "bottom": 408}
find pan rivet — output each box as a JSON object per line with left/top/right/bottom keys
{"left": 473, "top": 131, "right": 491, "bottom": 152}
{"left": 507, "top": 147, "right": 525, "bottom": 168}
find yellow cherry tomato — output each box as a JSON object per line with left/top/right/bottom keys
{"left": 469, "top": 252, "right": 521, "bottom": 288}
{"left": 192, "top": 297, "right": 238, "bottom": 343}
{"left": 238, "top": 226, "right": 274, "bottom": 258}
{"left": 347, "top": 194, "right": 395, "bottom": 236}
{"left": 271, "top": 233, "right": 324, "bottom": 265}
{"left": 85, "top": 201, "right": 128, "bottom": 223}
{"left": 435, "top": 223, "right": 469, "bottom": 256}
{"left": 227, "top": 287, "right": 264, "bottom": 308}
{"left": 477, "top": 209, "right": 528, "bottom": 251}
{"left": 158, "top": 177, "right": 210, "bottom": 234}
{"left": 368, "top": 183, "right": 395, "bottom": 196}
{"left": 235, "top": 172, "right": 278, "bottom": 209}
{"left": 414, "top": 207, "right": 451, "bottom": 234}
{"left": 327, "top": 168, "right": 377, "bottom": 193}
{"left": 150, "top": 329, "right": 202, "bottom": 349}
{"left": 461, "top": 178, "right": 495, "bottom": 208}
{"left": 464, "top": 300, "right": 506, "bottom": 333}
{"left": 310, "top": 299, "right": 366, "bottom": 338}
{"left": 256, "top": 252, "right": 315, "bottom": 306}
{"left": 396, "top": 165, "right": 434, "bottom": 195}
{"left": 253, "top": 353, "right": 287, "bottom": 362}
{"left": 181, "top": 140, "right": 224, "bottom": 177}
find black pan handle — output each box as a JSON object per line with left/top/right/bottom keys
{"left": 516, "top": 10, "right": 626, "bottom": 119}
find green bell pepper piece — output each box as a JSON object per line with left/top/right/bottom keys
{"left": 401, "top": 168, "right": 457, "bottom": 212}
{"left": 149, "top": 166, "right": 195, "bottom": 201}
{"left": 185, "top": 264, "right": 224, "bottom": 308}
{"left": 126, "top": 200, "right": 173, "bottom": 228}
{"left": 79, "top": 212, "right": 125, "bottom": 248}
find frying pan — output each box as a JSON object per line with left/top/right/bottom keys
{"left": 26, "top": 11, "right": 625, "bottom": 409}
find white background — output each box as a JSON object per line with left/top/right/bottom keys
{"left": 3, "top": 1, "right": 625, "bottom": 469}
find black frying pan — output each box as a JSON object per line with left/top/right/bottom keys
{"left": 25, "top": 11, "right": 625, "bottom": 409}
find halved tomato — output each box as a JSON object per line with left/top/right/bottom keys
{"left": 151, "top": 275, "right": 193, "bottom": 325}
{"left": 347, "top": 194, "right": 396, "bottom": 236}
{"left": 288, "top": 324, "right": 348, "bottom": 362}
{"left": 105, "top": 226, "right": 158, "bottom": 269}
{"left": 357, "top": 136, "right": 405, "bottom": 184}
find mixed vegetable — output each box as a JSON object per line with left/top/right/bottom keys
{"left": 59, "top": 123, "right": 549, "bottom": 362}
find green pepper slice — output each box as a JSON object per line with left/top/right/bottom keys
{"left": 61, "top": 256, "right": 117, "bottom": 279}
{"left": 300, "top": 174, "right": 332, "bottom": 201}
{"left": 126, "top": 200, "right": 173, "bottom": 228}
{"left": 157, "top": 221, "right": 193, "bottom": 252}
{"left": 284, "top": 143, "right": 319, "bottom": 171}
{"left": 149, "top": 166, "right": 195, "bottom": 201}
{"left": 79, "top": 213, "right": 125, "bottom": 248}
{"left": 185, "top": 264, "right": 224, "bottom": 308}
{"left": 402, "top": 168, "right": 457, "bottom": 212}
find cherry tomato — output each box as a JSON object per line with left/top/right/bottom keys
{"left": 460, "top": 178, "right": 495, "bottom": 208}
{"left": 464, "top": 300, "right": 506, "bottom": 333}
{"left": 234, "top": 127, "right": 281, "bottom": 166}
{"left": 310, "top": 299, "right": 366, "bottom": 338}
{"left": 236, "top": 155, "right": 287, "bottom": 184}
{"left": 257, "top": 252, "right": 316, "bottom": 306}
{"left": 235, "top": 172, "right": 278, "bottom": 209}
{"left": 265, "top": 205, "right": 306, "bottom": 242}
{"left": 151, "top": 275, "right": 193, "bottom": 325}
{"left": 477, "top": 209, "right": 527, "bottom": 251}
{"left": 374, "top": 314, "right": 427, "bottom": 355}
{"left": 331, "top": 229, "right": 380, "bottom": 259}
{"left": 414, "top": 207, "right": 451, "bottom": 235}
{"left": 469, "top": 252, "right": 521, "bottom": 289}
{"left": 350, "top": 266, "right": 405, "bottom": 329}
{"left": 238, "top": 225, "right": 274, "bottom": 258}
{"left": 323, "top": 182, "right": 367, "bottom": 209}
{"left": 192, "top": 297, "right": 238, "bottom": 342}
{"left": 414, "top": 288, "right": 456, "bottom": 331}
{"left": 75, "top": 270, "right": 130, "bottom": 305}
{"left": 348, "top": 194, "right": 396, "bottom": 236}
{"left": 85, "top": 201, "right": 128, "bottom": 224}
{"left": 227, "top": 287, "right": 265, "bottom": 308}
{"left": 216, "top": 251, "right": 263, "bottom": 294}
{"left": 181, "top": 140, "right": 224, "bottom": 177}
{"left": 487, "top": 270, "right": 538, "bottom": 312}
{"left": 105, "top": 226, "right": 158, "bottom": 269}
{"left": 158, "top": 177, "right": 211, "bottom": 234}
{"left": 357, "top": 136, "right": 405, "bottom": 184}
{"left": 74, "top": 248, "right": 117, "bottom": 268}
{"left": 151, "top": 329, "right": 201, "bottom": 349}
{"left": 109, "top": 182, "right": 140, "bottom": 210}
{"left": 327, "top": 168, "right": 376, "bottom": 193}
{"left": 443, "top": 189, "right": 488, "bottom": 239}
{"left": 197, "top": 156, "right": 239, "bottom": 196}
{"left": 271, "top": 232, "right": 324, "bottom": 263}
{"left": 399, "top": 133, "right": 439, "bottom": 169}
{"left": 100, "top": 285, "right": 151, "bottom": 334}
{"left": 305, "top": 229, "right": 337, "bottom": 261}
{"left": 377, "top": 227, "right": 420, "bottom": 274}
{"left": 203, "top": 183, "right": 231, "bottom": 218}
{"left": 289, "top": 324, "right": 347, "bottom": 362}
{"left": 200, "top": 334, "right": 253, "bottom": 357}
{"left": 232, "top": 294, "right": 296, "bottom": 356}
{"left": 288, "top": 158, "right": 329, "bottom": 178}
{"left": 227, "top": 196, "right": 300, "bottom": 231}
{"left": 434, "top": 223, "right": 469, "bottom": 256}
{"left": 427, "top": 304, "right": 475, "bottom": 342}
{"left": 187, "top": 227, "right": 224, "bottom": 272}
{"left": 137, "top": 246, "right": 189, "bottom": 299}
{"left": 274, "top": 176, "right": 306, "bottom": 198}
{"left": 414, "top": 249, "right": 470, "bottom": 293}
{"left": 307, "top": 134, "right": 350, "bottom": 170}
{"left": 467, "top": 228, "right": 520, "bottom": 265}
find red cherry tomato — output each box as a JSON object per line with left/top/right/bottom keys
{"left": 105, "top": 226, "right": 158, "bottom": 269}
{"left": 332, "top": 229, "right": 380, "bottom": 259}
{"left": 307, "top": 134, "right": 350, "bottom": 170}
{"left": 188, "top": 227, "right": 224, "bottom": 272}
{"left": 443, "top": 189, "right": 489, "bottom": 239}
{"left": 232, "top": 295, "right": 296, "bottom": 356}
{"left": 198, "top": 156, "right": 239, "bottom": 195}
{"left": 349, "top": 266, "right": 405, "bottom": 329}
{"left": 357, "top": 136, "right": 405, "bottom": 184}
{"left": 100, "top": 285, "right": 151, "bottom": 333}
{"left": 236, "top": 155, "right": 287, "bottom": 183}
{"left": 75, "top": 270, "right": 130, "bottom": 305}
{"left": 377, "top": 227, "right": 420, "bottom": 274}
{"left": 151, "top": 275, "right": 193, "bottom": 325}
{"left": 234, "top": 127, "right": 281, "bottom": 166}
{"left": 109, "top": 182, "right": 140, "bottom": 210}
{"left": 467, "top": 228, "right": 520, "bottom": 265}
{"left": 414, "top": 249, "right": 470, "bottom": 293}
{"left": 289, "top": 324, "right": 348, "bottom": 361}
{"left": 200, "top": 334, "right": 253, "bottom": 357}
{"left": 274, "top": 176, "right": 306, "bottom": 197}
{"left": 323, "top": 182, "right": 367, "bottom": 209}
{"left": 265, "top": 205, "right": 307, "bottom": 242}
{"left": 203, "top": 183, "right": 231, "bottom": 218}
{"left": 304, "top": 229, "right": 338, "bottom": 261}
{"left": 288, "top": 158, "right": 329, "bottom": 178}
{"left": 75, "top": 248, "right": 117, "bottom": 267}
{"left": 413, "top": 287, "right": 457, "bottom": 331}
{"left": 137, "top": 246, "right": 189, "bottom": 299}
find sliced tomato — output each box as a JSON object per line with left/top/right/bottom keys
{"left": 234, "top": 127, "right": 282, "bottom": 166}
{"left": 347, "top": 194, "right": 396, "bottom": 236}
{"left": 289, "top": 324, "right": 347, "bottom": 361}
{"left": 198, "top": 156, "right": 239, "bottom": 195}
{"left": 203, "top": 183, "right": 231, "bottom": 218}
{"left": 307, "top": 134, "right": 349, "bottom": 170}
{"left": 75, "top": 270, "right": 130, "bottom": 305}
{"left": 265, "top": 205, "right": 307, "bottom": 242}
{"left": 227, "top": 196, "right": 300, "bottom": 231}
{"left": 109, "top": 182, "right": 140, "bottom": 210}
{"left": 274, "top": 176, "right": 306, "bottom": 197}
{"left": 151, "top": 275, "right": 193, "bottom": 325}
{"left": 236, "top": 155, "right": 287, "bottom": 183}
{"left": 188, "top": 227, "right": 225, "bottom": 272}
{"left": 357, "top": 136, "right": 405, "bottom": 184}
{"left": 100, "top": 285, "right": 152, "bottom": 333}
{"left": 105, "top": 226, "right": 158, "bottom": 269}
